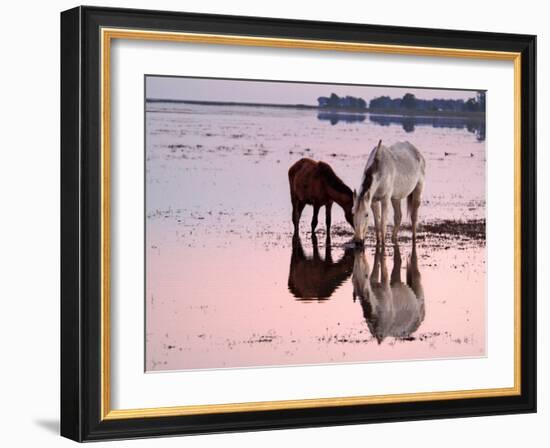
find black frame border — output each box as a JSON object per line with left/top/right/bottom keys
{"left": 61, "top": 5, "right": 536, "bottom": 442}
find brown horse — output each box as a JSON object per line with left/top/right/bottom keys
{"left": 288, "top": 158, "right": 354, "bottom": 235}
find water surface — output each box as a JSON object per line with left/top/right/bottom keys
{"left": 145, "top": 103, "right": 486, "bottom": 371}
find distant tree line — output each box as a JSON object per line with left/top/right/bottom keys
{"left": 317, "top": 93, "right": 367, "bottom": 110}
{"left": 317, "top": 91, "right": 486, "bottom": 113}
{"left": 368, "top": 91, "right": 486, "bottom": 113}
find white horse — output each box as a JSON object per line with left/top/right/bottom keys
{"left": 352, "top": 140, "right": 425, "bottom": 244}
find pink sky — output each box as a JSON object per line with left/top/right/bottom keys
{"left": 146, "top": 76, "right": 480, "bottom": 105}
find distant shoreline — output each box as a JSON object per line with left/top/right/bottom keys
{"left": 146, "top": 98, "right": 318, "bottom": 110}
{"left": 146, "top": 98, "right": 485, "bottom": 119}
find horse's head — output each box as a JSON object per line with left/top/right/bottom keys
{"left": 352, "top": 189, "right": 371, "bottom": 243}
{"left": 344, "top": 207, "right": 355, "bottom": 229}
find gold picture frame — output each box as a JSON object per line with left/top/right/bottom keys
{"left": 61, "top": 6, "right": 536, "bottom": 441}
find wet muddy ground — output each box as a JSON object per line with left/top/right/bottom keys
{"left": 145, "top": 103, "right": 486, "bottom": 371}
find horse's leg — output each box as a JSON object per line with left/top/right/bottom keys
{"left": 325, "top": 202, "right": 333, "bottom": 235}
{"left": 292, "top": 201, "right": 305, "bottom": 234}
{"left": 380, "top": 246, "right": 389, "bottom": 285}
{"left": 372, "top": 243, "right": 381, "bottom": 282}
{"left": 410, "top": 181, "right": 424, "bottom": 243}
{"left": 391, "top": 242, "right": 402, "bottom": 284}
{"left": 324, "top": 233, "right": 333, "bottom": 263}
{"left": 380, "top": 197, "right": 390, "bottom": 246}
{"left": 311, "top": 205, "right": 320, "bottom": 233}
{"left": 291, "top": 194, "right": 297, "bottom": 231}
{"left": 311, "top": 232, "right": 320, "bottom": 259}
{"left": 407, "top": 240, "right": 424, "bottom": 301}
{"left": 391, "top": 198, "right": 402, "bottom": 244}
{"left": 371, "top": 201, "right": 381, "bottom": 242}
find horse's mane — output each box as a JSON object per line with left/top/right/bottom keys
{"left": 317, "top": 162, "right": 353, "bottom": 198}
{"left": 359, "top": 167, "right": 374, "bottom": 198}
{"left": 358, "top": 146, "right": 379, "bottom": 198}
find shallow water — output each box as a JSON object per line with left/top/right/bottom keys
{"left": 145, "top": 103, "right": 486, "bottom": 371}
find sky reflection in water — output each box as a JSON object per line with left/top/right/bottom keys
{"left": 145, "top": 103, "right": 486, "bottom": 371}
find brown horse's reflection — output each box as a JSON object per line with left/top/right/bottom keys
{"left": 288, "top": 233, "right": 354, "bottom": 301}
{"left": 352, "top": 242, "right": 425, "bottom": 343}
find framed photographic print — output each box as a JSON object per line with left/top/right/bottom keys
{"left": 60, "top": 6, "right": 536, "bottom": 442}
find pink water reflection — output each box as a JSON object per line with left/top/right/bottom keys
{"left": 145, "top": 102, "right": 486, "bottom": 371}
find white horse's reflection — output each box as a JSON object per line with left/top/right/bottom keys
{"left": 352, "top": 243, "right": 425, "bottom": 343}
